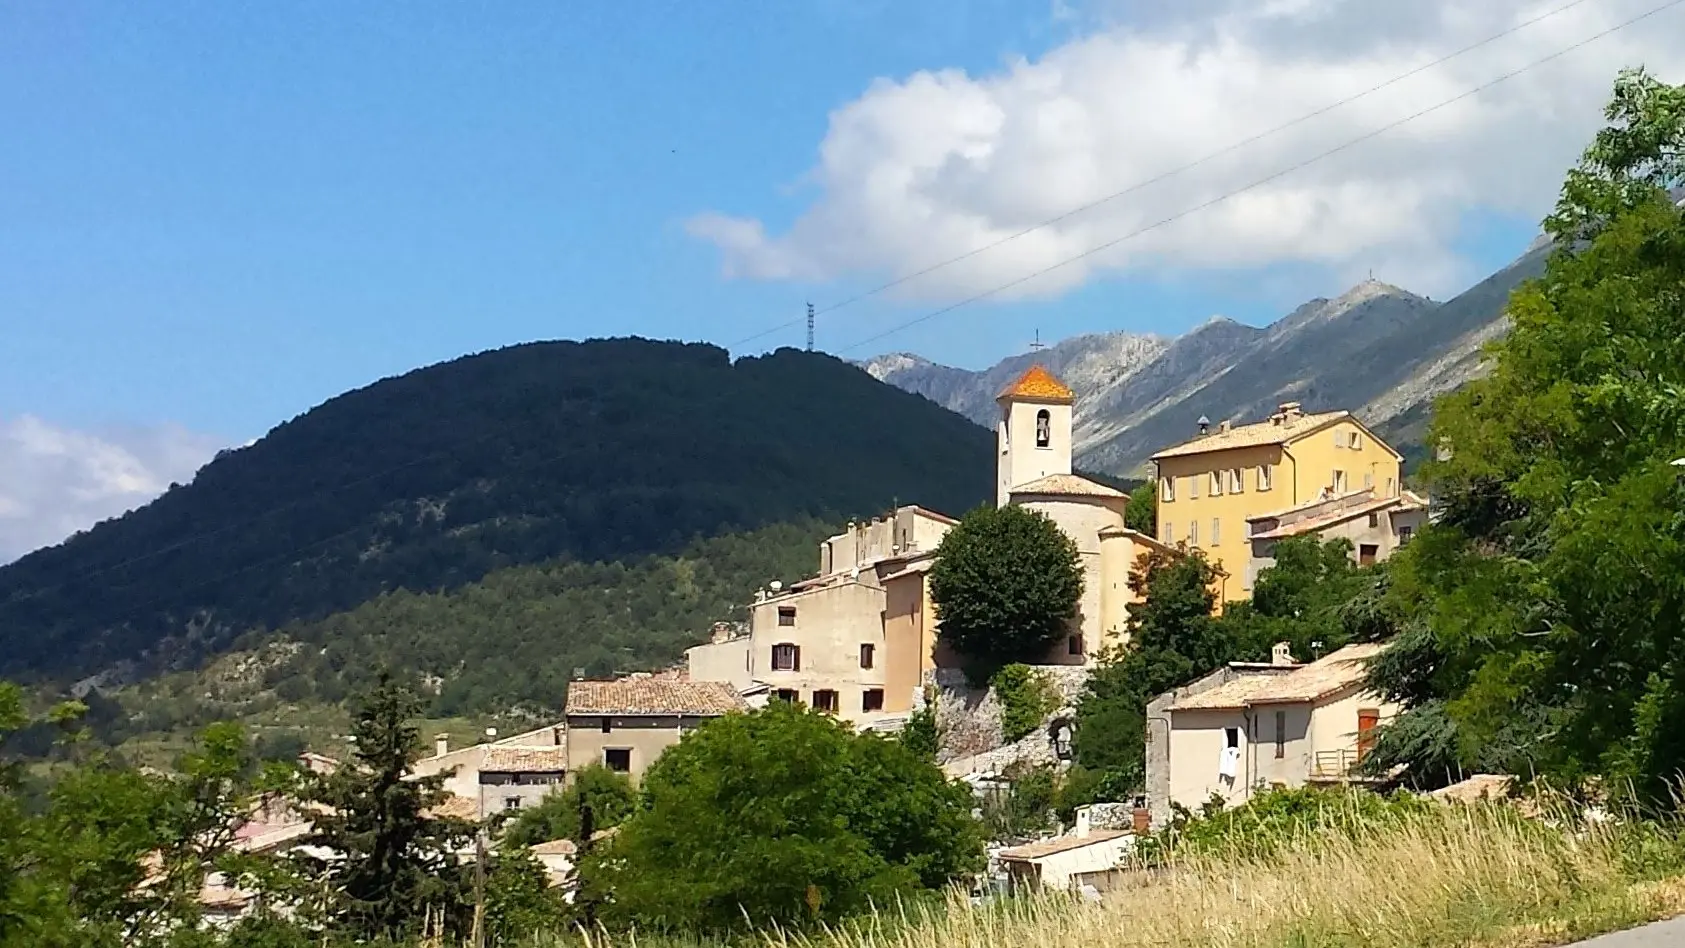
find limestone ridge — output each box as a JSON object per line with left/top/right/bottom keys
{"left": 858, "top": 243, "right": 1551, "bottom": 474}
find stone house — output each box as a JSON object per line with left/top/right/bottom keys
{"left": 562, "top": 676, "right": 746, "bottom": 783}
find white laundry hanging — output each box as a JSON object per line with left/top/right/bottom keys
{"left": 1218, "top": 744, "right": 1241, "bottom": 779}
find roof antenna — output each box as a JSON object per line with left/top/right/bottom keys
{"left": 806, "top": 302, "right": 815, "bottom": 351}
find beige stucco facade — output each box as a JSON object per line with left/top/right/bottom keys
{"left": 1245, "top": 489, "right": 1430, "bottom": 588}
{"left": 562, "top": 714, "right": 709, "bottom": 784}
{"left": 1147, "top": 643, "right": 1401, "bottom": 821}
{"left": 409, "top": 724, "right": 567, "bottom": 819}
{"left": 1152, "top": 405, "right": 1405, "bottom": 598}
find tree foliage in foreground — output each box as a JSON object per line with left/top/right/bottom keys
{"left": 1365, "top": 68, "right": 1685, "bottom": 800}
{"left": 929, "top": 504, "right": 1083, "bottom": 672}
{"left": 590, "top": 702, "right": 984, "bottom": 934}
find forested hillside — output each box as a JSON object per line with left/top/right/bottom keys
{"left": 0, "top": 340, "right": 994, "bottom": 685}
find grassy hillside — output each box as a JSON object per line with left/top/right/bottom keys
{"left": 102, "top": 519, "right": 829, "bottom": 761}
{"left": 0, "top": 340, "right": 993, "bottom": 685}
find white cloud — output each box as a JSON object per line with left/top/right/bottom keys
{"left": 0, "top": 416, "right": 225, "bottom": 564}
{"left": 691, "top": 0, "right": 1685, "bottom": 304}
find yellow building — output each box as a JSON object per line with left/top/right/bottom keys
{"left": 1149, "top": 402, "right": 1404, "bottom": 598}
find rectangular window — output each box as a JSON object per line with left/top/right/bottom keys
{"left": 771, "top": 643, "right": 800, "bottom": 671}
{"left": 1258, "top": 465, "right": 1273, "bottom": 491}
{"left": 1274, "top": 710, "right": 1286, "bottom": 759}
{"left": 859, "top": 643, "right": 875, "bottom": 669}
{"left": 1349, "top": 431, "right": 1362, "bottom": 450}
{"left": 1398, "top": 526, "right": 1414, "bottom": 544}
{"left": 1359, "top": 543, "right": 1379, "bottom": 566}
{"left": 1368, "top": 512, "right": 1380, "bottom": 529}
{"left": 1161, "top": 521, "right": 1171, "bottom": 543}
{"left": 1228, "top": 468, "right": 1244, "bottom": 493}
{"left": 505, "top": 797, "right": 523, "bottom": 810}
{"left": 773, "top": 688, "right": 799, "bottom": 703}
{"left": 1387, "top": 477, "right": 1396, "bottom": 497}
{"left": 1209, "top": 471, "right": 1223, "bottom": 496}
{"left": 1212, "top": 518, "right": 1221, "bottom": 546}
{"left": 1224, "top": 727, "right": 1240, "bottom": 749}
{"left": 1335, "top": 430, "right": 1346, "bottom": 448}
{"left": 604, "top": 748, "right": 631, "bottom": 773}
{"left": 1188, "top": 474, "right": 1200, "bottom": 499}
{"left": 862, "top": 688, "right": 885, "bottom": 712}
{"left": 1332, "top": 470, "right": 1347, "bottom": 493}
{"left": 812, "top": 689, "right": 839, "bottom": 714}
{"left": 1188, "top": 520, "right": 1199, "bottom": 546}
{"left": 1068, "top": 634, "right": 1085, "bottom": 656}
{"left": 600, "top": 717, "right": 612, "bottom": 734}
{"left": 1159, "top": 476, "right": 1175, "bottom": 502}
{"left": 777, "top": 606, "right": 796, "bottom": 627}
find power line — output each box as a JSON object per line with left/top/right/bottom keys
{"left": 726, "top": 0, "right": 1611, "bottom": 351}
{"left": 831, "top": 0, "right": 1684, "bottom": 355}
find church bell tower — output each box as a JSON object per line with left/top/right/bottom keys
{"left": 996, "top": 365, "right": 1075, "bottom": 506}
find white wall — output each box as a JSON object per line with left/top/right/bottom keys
{"left": 998, "top": 399, "right": 1073, "bottom": 505}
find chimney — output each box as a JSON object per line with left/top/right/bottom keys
{"left": 1197, "top": 415, "right": 1211, "bottom": 437}
{"left": 1272, "top": 642, "right": 1295, "bottom": 666}
{"left": 434, "top": 733, "right": 449, "bottom": 758}
{"left": 1131, "top": 806, "right": 1151, "bottom": 834}
{"left": 711, "top": 621, "right": 734, "bottom": 644}
{"left": 1074, "top": 805, "right": 1093, "bottom": 839}
{"left": 1219, "top": 420, "right": 1232, "bottom": 434}
{"left": 1278, "top": 401, "right": 1303, "bottom": 421}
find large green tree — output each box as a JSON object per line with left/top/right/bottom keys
{"left": 928, "top": 505, "right": 1083, "bottom": 671}
{"left": 591, "top": 702, "right": 983, "bottom": 934}
{"left": 1369, "top": 68, "right": 1685, "bottom": 798}
{"left": 290, "top": 676, "right": 472, "bottom": 941}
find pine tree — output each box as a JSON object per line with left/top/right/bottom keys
{"left": 294, "top": 675, "right": 473, "bottom": 941}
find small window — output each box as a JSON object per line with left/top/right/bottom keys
{"left": 1258, "top": 465, "right": 1273, "bottom": 491}
{"left": 1160, "top": 521, "right": 1171, "bottom": 543}
{"left": 1209, "top": 471, "right": 1223, "bottom": 496}
{"left": 1367, "top": 512, "right": 1380, "bottom": 529}
{"left": 1386, "top": 477, "right": 1396, "bottom": 497}
{"left": 1067, "top": 634, "right": 1084, "bottom": 656}
{"left": 773, "top": 688, "right": 799, "bottom": 703}
{"left": 600, "top": 717, "right": 612, "bottom": 734}
{"left": 1035, "top": 409, "right": 1051, "bottom": 448}
{"left": 1224, "top": 727, "right": 1240, "bottom": 749}
{"left": 1332, "top": 470, "right": 1347, "bottom": 493}
{"left": 859, "top": 643, "right": 875, "bottom": 669}
{"left": 771, "top": 643, "right": 800, "bottom": 671}
{"left": 1334, "top": 430, "right": 1346, "bottom": 448}
{"left": 1211, "top": 518, "right": 1221, "bottom": 546}
{"left": 1160, "top": 476, "right": 1175, "bottom": 503}
{"left": 1228, "top": 468, "right": 1243, "bottom": 493}
{"left": 505, "top": 797, "right": 523, "bottom": 810}
{"left": 777, "top": 606, "right": 796, "bottom": 627}
{"left": 1274, "top": 710, "right": 1286, "bottom": 759}
{"left": 1359, "top": 543, "right": 1379, "bottom": 566}
{"left": 1349, "top": 431, "right": 1362, "bottom": 449}
{"left": 1398, "top": 526, "right": 1414, "bottom": 544}
{"left": 862, "top": 688, "right": 885, "bottom": 713}
{"left": 812, "top": 689, "right": 839, "bottom": 714}
{"left": 1188, "top": 474, "right": 1200, "bottom": 499}
{"left": 604, "top": 748, "right": 631, "bottom": 773}
{"left": 1188, "top": 520, "right": 1199, "bottom": 546}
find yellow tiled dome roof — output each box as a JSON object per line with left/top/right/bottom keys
{"left": 996, "top": 365, "right": 1074, "bottom": 403}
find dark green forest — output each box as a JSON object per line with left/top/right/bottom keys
{"left": 0, "top": 341, "right": 993, "bottom": 684}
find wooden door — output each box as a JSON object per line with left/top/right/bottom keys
{"left": 1356, "top": 708, "right": 1380, "bottom": 762}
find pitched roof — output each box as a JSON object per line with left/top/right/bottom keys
{"left": 1168, "top": 643, "right": 1385, "bottom": 711}
{"left": 1149, "top": 409, "right": 1348, "bottom": 460}
{"left": 425, "top": 793, "right": 480, "bottom": 821}
{"left": 1010, "top": 473, "right": 1127, "bottom": 498}
{"left": 529, "top": 838, "right": 579, "bottom": 856}
{"left": 565, "top": 678, "right": 747, "bottom": 716}
{"left": 997, "top": 829, "right": 1132, "bottom": 861}
{"left": 996, "top": 365, "right": 1075, "bottom": 403}
{"left": 481, "top": 746, "right": 568, "bottom": 773}
{"left": 1247, "top": 495, "right": 1405, "bottom": 540}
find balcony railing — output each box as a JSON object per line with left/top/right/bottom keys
{"left": 1310, "top": 747, "right": 1369, "bottom": 781}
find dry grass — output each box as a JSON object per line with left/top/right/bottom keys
{"left": 536, "top": 801, "right": 1685, "bottom": 948}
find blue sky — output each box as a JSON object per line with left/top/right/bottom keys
{"left": 3, "top": 0, "right": 1678, "bottom": 559}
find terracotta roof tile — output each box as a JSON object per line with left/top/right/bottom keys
{"left": 996, "top": 365, "right": 1075, "bottom": 403}
{"left": 1248, "top": 496, "right": 1404, "bottom": 540}
{"left": 1010, "top": 473, "right": 1128, "bottom": 498}
{"left": 1168, "top": 643, "right": 1385, "bottom": 711}
{"left": 998, "top": 829, "right": 1132, "bottom": 861}
{"left": 481, "top": 746, "right": 568, "bottom": 773}
{"left": 566, "top": 678, "right": 746, "bottom": 716}
{"left": 1150, "top": 410, "right": 1348, "bottom": 460}
{"left": 425, "top": 794, "right": 480, "bottom": 821}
